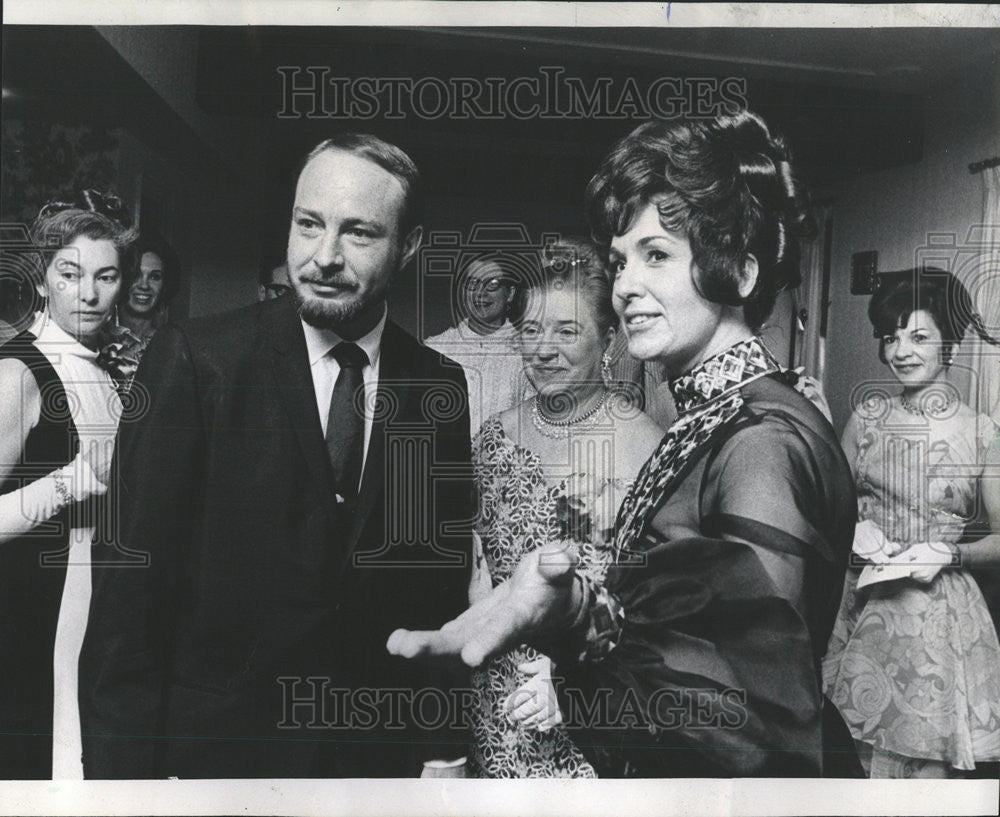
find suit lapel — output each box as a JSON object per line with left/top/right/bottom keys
{"left": 266, "top": 297, "right": 338, "bottom": 502}
{"left": 343, "top": 321, "right": 414, "bottom": 560}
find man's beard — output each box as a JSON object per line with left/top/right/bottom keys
{"left": 293, "top": 281, "right": 387, "bottom": 331}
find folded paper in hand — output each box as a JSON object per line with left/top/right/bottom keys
{"left": 857, "top": 562, "right": 919, "bottom": 589}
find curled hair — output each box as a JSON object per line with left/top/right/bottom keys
{"left": 302, "top": 133, "right": 423, "bottom": 234}
{"left": 29, "top": 189, "right": 137, "bottom": 283}
{"left": 128, "top": 232, "right": 181, "bottom": 304}
{"left": 509, "top": 236, "right": 617, "bottom": 336}
{"left": 585, "top": 111, "right": 813, "bottom": 329}
{"left": 869, "top": 267, "right": 999, "bottom": 364}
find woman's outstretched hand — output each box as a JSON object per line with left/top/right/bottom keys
{"left": 387, "top": 541, "right": 581, "bottom": 668}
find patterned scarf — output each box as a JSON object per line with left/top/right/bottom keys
{"left": 613, "top": 336, "right": 781, "bottom": 560}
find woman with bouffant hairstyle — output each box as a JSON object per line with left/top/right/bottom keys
{"left": 390, "top": 111, "right": 860, "bottom": 778}
{"left": 586, "top": 110, "right": 813, "bottom": 332}
{"left": 0, "top": 189, "right": 135, "bottom": 779}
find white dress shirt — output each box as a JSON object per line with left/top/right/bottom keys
{"left": 300, "top": 308, "right": 386, "bottom": 492}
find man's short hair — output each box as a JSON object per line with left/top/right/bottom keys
{"left": 301, "top": 134, "right": 424, "bottom": 234}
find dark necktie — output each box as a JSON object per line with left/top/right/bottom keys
{"left": 325, "top": 341, "right": 369, "bottom": 500}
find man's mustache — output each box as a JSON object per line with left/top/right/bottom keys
{"left": 299, "top": 273, "right": 358, "bottom": 289}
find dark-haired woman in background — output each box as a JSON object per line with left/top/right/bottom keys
{"left": 823, "top": 270, "right": 1000, "bottom": 778}
{"left": 467, "top": 237, "right": 662, "bottom": 777}
{"left": 99, "top": 232, "right": 179, "bottom": 386}
{"left": 0, "top": 190, "right": 135, "bottom": 778}
{"left": 390, "top": 111, "right": 859, "bottom": 777}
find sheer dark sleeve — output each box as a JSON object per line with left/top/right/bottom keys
{"left": 553, "top": 417, "right": 830, "bottom": 777}
{"left": 700, "top": 416, "right": 839, "bottom": 566}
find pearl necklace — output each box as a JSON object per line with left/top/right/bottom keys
{"left": 900, "top": 390, "right": 955, "bottom": 417}
{"left": 531, "top": 390, "right": 609, "bottom": 439}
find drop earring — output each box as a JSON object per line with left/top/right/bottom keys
{"left": 601, "top": 350, "right": 613, "bottom": 386}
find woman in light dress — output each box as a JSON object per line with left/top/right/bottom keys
{"left": 823, "top": 270, "right": 1000, "bottom": 778}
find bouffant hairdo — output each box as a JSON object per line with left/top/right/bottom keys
{"left": 29, "top": 189, "right": 137, "bottom": 282}
{"left": 509, "top": 236, "right": 617, "bottom": 337}
{"left": 585, "top": 110, "right": 813, "bottom": 329}
{"left": 868, "top": 267, "right": 998, "bottom": 364}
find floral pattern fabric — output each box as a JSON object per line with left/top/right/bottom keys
{"left": 467, "top": 416, "right": 629, "bottom": 778}
{"left": 823, "top": 409, "right": 1000, "bottom": 771}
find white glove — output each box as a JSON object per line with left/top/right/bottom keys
{"left": 887, "top": 540, "right": 957, "bottom": 583}
{"left": 852, "top": 519, "right": 902, "bottom": 564}
{"left": 78, "top": 437, "right": 113, "bottom": 487}
{"left": 0, "top": 450, "right": 107, "bottom": 542}
{"left": 505, "top": 656, "right": 562, "bottom": 732}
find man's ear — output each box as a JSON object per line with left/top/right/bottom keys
{"left": 738, "top": 254, "right": 760, "bottom": 299}
{"left": 400, "top": 225, "right": 423, "bottom": 270}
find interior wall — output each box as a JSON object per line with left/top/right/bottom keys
{"left": 819, "top": 64, "right": 1000, "bottom": 433}
{"left": 95, "top": 26, "right": 258, "bottom": 177}
{"left": 115, "top": 130, "right": 260, "bottom": 318}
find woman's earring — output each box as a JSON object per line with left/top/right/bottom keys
{"left": 601, "top": 351, "right": 613, "bottom": 386}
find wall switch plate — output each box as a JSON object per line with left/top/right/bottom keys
{"left": 850, "top": 250, "right": 879, "bottom": 294}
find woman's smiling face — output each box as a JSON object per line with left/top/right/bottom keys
{"left": 518, "top": 284, "right": 609, "bottom": 398}
{"left": 882, "top": 309, "right": 948, "bottom": 389}
{"left": 609, "top": 201, "right": 725, "bottom": 374}
{"left": 127, "top": 251, "right": 166, "bottom": 315}
{"left": 460, "top": 259, "right": 511, "bottom": 326}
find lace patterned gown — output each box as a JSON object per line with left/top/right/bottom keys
{"left": 468, "top": 416, "right": 626, "bottom": 778}
{"left": 823, "top": 409, "right": 1000, "bottom": 771}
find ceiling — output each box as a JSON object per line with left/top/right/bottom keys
{"left": 2, "top": 24, "right": 997, "bottom": 241}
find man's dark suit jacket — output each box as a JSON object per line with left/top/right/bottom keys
{"left": 79, "top": 295, "right": 473, "bottom": 778}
